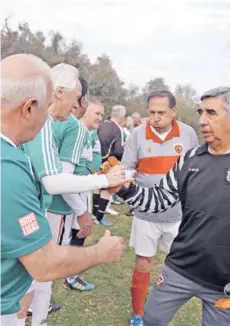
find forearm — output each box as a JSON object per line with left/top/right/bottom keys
{"left": 118, "top": 176, "right": 179, "bottom": 213}
{"left": 21, "top": 241, "right": 101, "bottom": 282}
{"left": 62, "top": 193, "right": 86, "bottom": 216}
{"left": 42, "top": 172, "right": 108, "bottom": 194}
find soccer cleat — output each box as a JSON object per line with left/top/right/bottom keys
{"left": 99, "top": 217, "right": 113, "bottom": 226}
{"left": 130, "top": 315, "right": 144, "bottom": 326}
{"left": 64, "top": 277, "right": 95, "bottom": 292}
{"left": 106, "top": 208, "right": 119, "bottom": 216}
{"left": 26, "top": 297, "right": 62, "bottom": 317}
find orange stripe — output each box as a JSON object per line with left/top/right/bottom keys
{"left": 57, "top": 216, "right": 64, "bottom": 244}
{"left": 146, "top": 120, "right": 180, "bottom": 143}
{"left": 137, "top": 156, "right": 179, "bottom": 174}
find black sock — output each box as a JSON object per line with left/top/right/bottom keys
{"left": 96, "top": 198, "right": 110, "bottom": 221}
{"left": 92, "top": 193, "right": 100, "bottom": 216}
{"left": 69, "top": 228, "right": 86, "bottom": 247}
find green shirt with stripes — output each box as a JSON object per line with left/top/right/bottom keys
{"left": 1, "top": 136, "right": 52, "bottom": 315}
{"left": 48, "top": 115, "right": 87, "bottom": 215}
{"left": 21, "top": 118, "right": 62, "bottom": 211}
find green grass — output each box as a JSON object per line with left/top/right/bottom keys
{"left": 47, "top": 204, "right": 201, "bottom": 326}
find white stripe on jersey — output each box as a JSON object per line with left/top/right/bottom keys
{"left": 72, "top": 121, "right": 86, "bottom": 164}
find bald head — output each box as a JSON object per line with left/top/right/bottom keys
{"left": 1, "top": 53, "right": 52, "bottom": 110}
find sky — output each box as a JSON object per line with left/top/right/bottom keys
{"left": 1, "top": 0, "right": 230, "bottom": 95}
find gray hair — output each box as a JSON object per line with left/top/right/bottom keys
{"left": 1, "top": 54, "right": 51, "bottom": 108}
{"left": 51, "top": 63, "right": 79, "bottom": 91}
{"left": 201, "top": 86, "right": 230, "bottom": 113}
{"left": 111, "top": 105, "right": 126, "bottom": 118}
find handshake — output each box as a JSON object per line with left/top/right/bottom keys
{"left": 99, "top": 157, "right": 136, "bottom": 193}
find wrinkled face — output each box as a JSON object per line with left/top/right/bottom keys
{"left": 148, "top": 96, "right": 176, "bottom": 132}
{"left": 86, "top": 103, "right": 104, "bottom": 130}
{"left": 55, "top": 80, "right": 82, "bottom": 120}
{"left": 21, "top": 77, "right": 53, "bottom": 142}
{"left": 198, "top": 96, "right": 230, "bottom": 146}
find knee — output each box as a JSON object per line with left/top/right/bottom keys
{"left": 143, "top": 309, "right": 165, "bottom": 326}
{"left": 136, "top": 256, "right": 153, "bottom": 273}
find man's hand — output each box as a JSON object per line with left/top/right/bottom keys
{"left": 105, "top": 165, "right": 134, "bottom": 187}
{"left": 77, "top": 211, "right": 93, "bottom": 238}
{"left": 96, "top": 230, "right": 125, "bottom": 264}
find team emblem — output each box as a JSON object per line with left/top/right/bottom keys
{"left": 156, "top": 273, "right": 165, "bottom": 287}
{"left": 226, "top": 169, "right": 230, "bottom": 183}
{"left": 174, "top": 143, "right": 183, "bottom": 155}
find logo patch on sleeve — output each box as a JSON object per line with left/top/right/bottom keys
{"left": 19, "top": 212, "right": 40, "bottom": 236}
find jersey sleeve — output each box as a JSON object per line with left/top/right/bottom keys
{"left": 59, "top": 122, "right": 86, "bottom": 165}
{"left": 1, "top": 157, "right": 52, "bottom": 259}
{"left": 90, "top": 133, "right": 102, "bottom": 171}
{"left": 121, "top": 131, "right": 138, "bottom": 170}
{"left": 22, "top": 119, "right": 62, "bottom": 181}
{"left": 118, "top": 152, "right": 187, "bottom": 213}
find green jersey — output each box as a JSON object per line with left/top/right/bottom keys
{"left": 48, "top": 115, "right": 87, "bottom": 215}
{"left": 1, "top": 135, "right": 52, "bottom": 315}
{"left": 21, "top": 118, "right": 62, "bottom": 211}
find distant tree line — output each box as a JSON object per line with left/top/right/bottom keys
{"left": 1, "top": 18, "right": 200, "bottom": 136}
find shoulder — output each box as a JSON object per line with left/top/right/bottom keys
{"left": 177, "top": 120, "right": 196, "bottom": 134}
{"left": 1, "top": 141, "right": 33, "bottom": 180}
{"left": 130, "top": 123, "right": 146, "bottom": 138}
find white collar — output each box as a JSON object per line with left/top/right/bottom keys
{"left": 0, "top": 133, "right": 17, "bottom": 147}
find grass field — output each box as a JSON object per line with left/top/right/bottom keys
{"left": 47, "top": 203, "right": 201, "bottom": 326}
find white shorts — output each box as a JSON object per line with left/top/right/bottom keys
{"left": 1, "top": 314, "right": 17, "bottom": 326}
{"left": 25, "top": 280, "right": 36, "bottom": 294}
{"left": 46, "top": 212, "right": 73, "bottom": 245}
{"left": 129, "top": 215, "right": 181, "bottom": 257}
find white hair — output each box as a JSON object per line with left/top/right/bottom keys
{"left": 201, "top": 87, "right": 230, "bottom": 113}
{"left": 111, "top": 105, "right": 126, "bottom": 118}
{"left": 1, "top": 54, "right": 51, "bottom": 108}
{"left": 51, "top": 63, "right": 79, "bottom": 91}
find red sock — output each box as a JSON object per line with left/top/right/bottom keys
{"left": 131, "top": 269, "right": 150, "bottom": 316}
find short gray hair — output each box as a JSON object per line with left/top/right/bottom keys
{"left": 201, "top": 86, "right": 230, "bottom": 113}
{"left": 111, "top": 105, "right": 126, "bottom": 118}
{"left": 51, "top": 63, "right": 79, "bottom": 91}
{"left": 1, "top": 54, "right": 51, "bottom": 108}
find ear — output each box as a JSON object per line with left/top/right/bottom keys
{"left": 20, "top": 98, "right": 38, "bottom": 120}
{"left": 54, "top": 87, "right": 64, "bottom": 100}
{"left": 172, "top": 106, "right": 177, "bottom": 117}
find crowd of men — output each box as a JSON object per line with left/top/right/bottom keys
{"left": 1, "top": 53, "right": 230, "bottom": 326}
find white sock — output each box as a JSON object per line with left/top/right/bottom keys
{"left": 31, "top": 281, "right": 52, "bottom": 326}
{"left": 16, "top": 318, "right": 26, "bottom": 326}
{"left": 67, "top": 275, "right": 78, "bottom": 283}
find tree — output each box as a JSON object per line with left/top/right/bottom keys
{"left": 143, "top": 77, "right": 169, "bottom": 95}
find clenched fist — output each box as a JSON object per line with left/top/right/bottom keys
{"left": 97, "top": 230, "right": 125, "bottom": 264}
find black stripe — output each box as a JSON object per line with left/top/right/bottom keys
{"left": 155, "top": 187, "right": 166, "bottom": 211}
{"left": 58, "top": 215, "right": 66, "bottom": 245}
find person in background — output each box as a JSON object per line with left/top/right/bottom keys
{"left": 64, "top": 98, "right": 104, "bottom": 292}
{"left": 94, "top": 105, "right": 127, "bottom": 225}
{"left": 131, "top": 112, "right": 141, "bottom": 128}
{"left": 121, "top": 90, "right": 199, "bottom": 326}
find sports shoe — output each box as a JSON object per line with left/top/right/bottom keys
{"left": 64, "top": 277, "right": 95, "bottom": 292}
{"left": 106, "top": 208, "right": 119, "bottom": 216}
{"left": 130, "top": 315, "right": 144, "bottom": 326}
{"left": 99, "top": 217, "right": 113, "bottom": 226}
{"left": 111, "top": 200, "right": 121, "bottom": 205}
{"left": 92, "top": 214, "right": 100, "bottom": 224}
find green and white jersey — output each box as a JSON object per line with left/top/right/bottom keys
{"left": 1, "top": 135, "right": 52, "bottom": 315}
{"left": 21, "top": 118, "right": 62, "bottom": 210}
{"left": 86, "top": 130, "right": 102, "bottom": 173}
{"left": 48, "top": 115, "right": 87, "bottom": 215}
